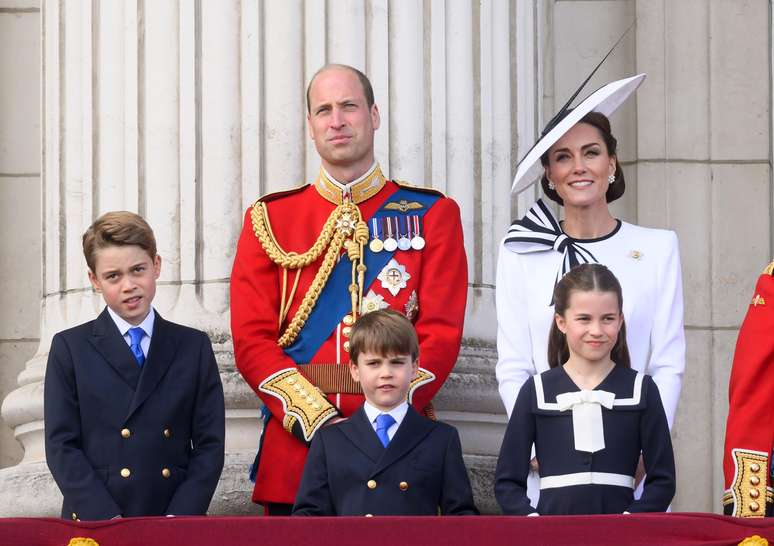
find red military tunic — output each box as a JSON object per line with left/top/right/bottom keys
{"left": 230, "top": 165, "right": 468, "bottom": 505}
{"left": 722, "top": 261, "right": 774, "bottom": 517}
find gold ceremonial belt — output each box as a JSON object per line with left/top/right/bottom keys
{"left": 298, "top": 364, "right": 363, "bottom": 395}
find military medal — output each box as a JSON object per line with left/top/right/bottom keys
{"left": 368, "top": 218, "right": 384, "bottom": 253}
{"left": 410, "top": 215, "right": 425, "bottom": 250}
{"left": 398, "top": 217, "right": 412, "bottom": 251}
{"left": 378, "top": 258, "right": 411, "bottom": 296}
{"left": 361, "top": 289, "right": 390, "bottom": 314}
{"left": 404, "top": 290, "right": 419, "bottom": 320}
{"left": 383, "top": 216, "right": 398, "bottom": 252}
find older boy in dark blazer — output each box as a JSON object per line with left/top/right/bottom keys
{"left": 44, "top": 211, "right": 225, "bottom": 520}
{"left": 292, "top": 309, "right": 477, "bottom": 516}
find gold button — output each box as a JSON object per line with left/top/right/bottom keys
{"left": 342, "top": 326, "right": 352, "bottom": 337}
{"left": 343, "top": 341, "right": 350, "bottom": 352}
{"left": 750, "top": 463, "right": 761, "bottom": 473}
{"left": 367, "top": 479, "right": 377, "bottom": 490}
{"left": 750, "top": 476, "right": 761, "bottom": 486}
{"left": 312, "top": 403, "right": 321, "bottom": 410}
{"left": 163, "top": 428, "right": 171, "bottom": 438}
{"left": 162, "top": 468, "right": 171, "bottom": 478}
{"left": 750, "top": 488, "right": 760, "bottom": 498}
{"left": 299, "top": 389, "right": 308, "bottom": 397}
{"left": 749, "top": 501, "right": 760, "bottom": 512}
{"left": 343, "top": 315, "right": 354, "bottom": 326}
{"left": 286, "top": 376, "right": 296, "bottom": 385}
{"left": 120, "top": 468, "right": 131, "bottom": 478}
{"left": 293, "top": 383, "right": 302, "bottom": 392}
{"left": 71, "top": 513, "right": 78, "bottom": 521}
{"left": 365, "top": 513, "right": 373, "bottom": 517}
{"left": 399, "top": 481, "right": 409, "bottom": 491}
{"left": 306, "top": 396, "right": 314, "bottom": 404}
{"left": 121, "top": 428, "right": 131, "bottom": 439}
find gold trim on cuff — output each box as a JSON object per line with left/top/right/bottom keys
{"left": 407, "top": 367, "right": 436, "bottom": 404}
{"left": 259, "top": 369, "right": 338, "bottom": 441}
{"left": 730, "top": 448, "right": 770, "bottom": 517}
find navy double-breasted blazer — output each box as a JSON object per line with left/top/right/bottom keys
{"left": 292, "top": 405, "right": 478, "bottom": 516}
{"left": 44, "top": 308, "right": 225, "bottom": 520}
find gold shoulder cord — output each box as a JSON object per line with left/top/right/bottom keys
{"left": 251, "top": 199, "right": 369, "bottom": 347}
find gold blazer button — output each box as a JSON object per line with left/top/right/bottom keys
{"left": 121, "top": 428, "right": 131, "bottom": 439}
{"left": 367, "top": 479, "right": 377, "bottom": 490}
{"left": 399, "top": 481, "right": 409, "bottom": 491}
{"left": 162, "top": 468, "right": 171, "bottom": 478}
{"left": 120, "top": 468, "right": 131, "bottom": 478}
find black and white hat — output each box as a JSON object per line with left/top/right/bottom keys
{"left": 511, "top": 73, "right": 646, "bottom": 195}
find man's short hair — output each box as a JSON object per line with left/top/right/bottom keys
{"left": 306, "top": 64, "right": 375, "bottom": 113}
{"left": 349, "top": 309, "right": 419, "bottom": 364}
{"left": 82, "top": 211, "right": 157, "bottom": 272}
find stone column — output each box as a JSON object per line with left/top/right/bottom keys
{"left": 0, "top": 0, "right": 539, "bottom": 515}
{"left": 634, "top": 0, "right": 771, "bottom": 512}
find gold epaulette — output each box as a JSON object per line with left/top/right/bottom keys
{"left": 259, "top": 369, "right": 338, "bottom": 441}
{"left": 393, "top": 180, "right": 446, "bottom": 197}
{"left": 407, "top": 367, "right": 436, "bottom": 404}
{"left": 255, "top": 184, "right": 309, "bottom": 205}
{"left": 763, "top": 260, "right": 774, "bottom": 276}
{"left": 728, "top": 448, "right": 770, "bottom": 517}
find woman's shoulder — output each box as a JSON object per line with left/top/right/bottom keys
{"left": 618, "top": 221, "right": 678, "bottom": 246}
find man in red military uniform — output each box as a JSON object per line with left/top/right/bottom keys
{"left": 230, "top": 64, "right": 468, "bottom": 514}
{"left": 722, "top": 260, "right": 774, "bottom": 517}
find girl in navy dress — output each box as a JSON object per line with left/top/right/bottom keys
{"left": 495, "top": 264, "right": 675, "bottom": 515}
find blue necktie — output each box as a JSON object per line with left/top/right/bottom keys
{"left": 375, "top": 413, "right": 396, "bottom": 448}
{"left": 128, "top": 327, "right": 146, "bottom": 367}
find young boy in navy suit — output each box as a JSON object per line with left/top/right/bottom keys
{"left": 44, "top": 211, "right": 225, "bottom": 520}
{"left": 292, "top": 309, "right": 478, "bottom": 516}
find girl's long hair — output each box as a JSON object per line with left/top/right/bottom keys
{"left": 547, "top": 263, "right": 631, "bottom": 369}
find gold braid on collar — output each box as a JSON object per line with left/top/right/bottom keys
{"left": 251, "top": 199, "right": 369, "bottom": 347}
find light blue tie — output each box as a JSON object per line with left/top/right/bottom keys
{"left": 128, "top": 327, "right": 145, "bottom": 367}
{"left": 375, "top": 413, "right": 396, "bottom": 448}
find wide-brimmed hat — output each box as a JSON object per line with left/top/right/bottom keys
{"left": 511, "top": 73, "right": 646, "bottom": 195}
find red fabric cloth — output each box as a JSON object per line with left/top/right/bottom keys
{"left": 723, "top": 270, "right": 774, "bottom": 515}
{"left": 2, "top": 514, "right": 772, "bottom": 546}
{"left": 230, "top": 181, "right": 468, "bottom": 505}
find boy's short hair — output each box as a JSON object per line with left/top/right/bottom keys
{"left": 82, "top": 211, "right": 157, "bottom": 272}
{"left": 349, "top": 309, "right": 419, "bottom": 364}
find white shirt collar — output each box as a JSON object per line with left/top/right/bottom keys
{"left": 363, "top": 399, "right": 409, "bottom": 428}
{"left": 107, "top": 306, "right": 156, "bottom": 338}
{"left": 321, "top": 161, "right": 377, "bottom": 191}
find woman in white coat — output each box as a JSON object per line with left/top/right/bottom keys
{"left": 496, "top": 76, "right": 685, "bottom": 503}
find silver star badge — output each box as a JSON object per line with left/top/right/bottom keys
{"left": 378, "top": 258, "right": 411, "bottom": 296}
{"left": 361, "top": 289, "right": 390, "bottom": 315}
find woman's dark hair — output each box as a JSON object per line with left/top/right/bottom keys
{"left": 539, "top": 111, "right": 626, "bottom": 205}
{"left": 547, "top": 263, "right": 631, "bottom": 369}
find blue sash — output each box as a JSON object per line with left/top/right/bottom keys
{"left": 283, "top": 187, "right": 441, "bottom": 363}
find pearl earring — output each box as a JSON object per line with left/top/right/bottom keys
{"left": 547, "top": 179, "right": 556, "bottom": 191}
{"left": 608, "top": 174, "right": 616, "bottom": 185}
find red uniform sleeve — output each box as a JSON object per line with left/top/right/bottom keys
{"left": 722, "top": 266, "right": 774, "bottom": 517}
{"left": 408, "top": 196, "right": 468, "bottom": 410}
{"left": 230, "top": 207, "right": 338, "bottom": 443}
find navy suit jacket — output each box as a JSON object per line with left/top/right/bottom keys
{"left": 292, "top": 405, "right": 478, "bottom": 516}
{"left": 44, "top": 308, "right": 225, "bottom": 520}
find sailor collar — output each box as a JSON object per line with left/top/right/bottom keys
{"left": 533, "top": 366, "right": 645, "bottom": 412}
{"left": 315, "top": 162, "right": 387, "bottom": 205}
{"left": 534, "top": 366, "right": 646, "bottom": 453}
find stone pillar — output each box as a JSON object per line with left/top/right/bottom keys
{"left": 0, "top": 0, "right": 540, "bottom": 515}
{"left": 634, "top": 0, "right": 771, "bottom": 512}
{"left": 0, "top": 1, "right": 42, "bottom": 471}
